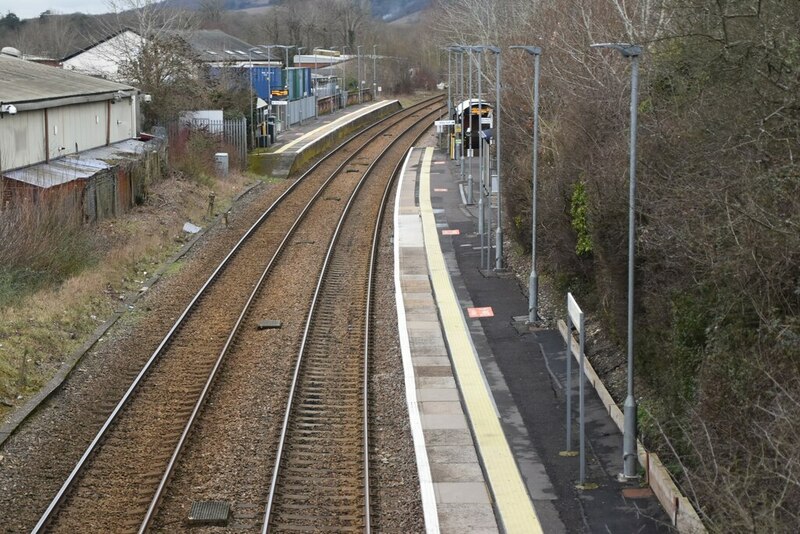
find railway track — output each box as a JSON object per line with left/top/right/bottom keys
{"left": 33, "top": 96, "right": 444, "bottom": 533}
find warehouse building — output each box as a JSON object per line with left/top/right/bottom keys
{"left": 0, "top": 47, "right": 163, "bottom": 221}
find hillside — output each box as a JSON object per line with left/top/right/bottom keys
{"left": 162, "top": 0, "right": 430, "bottom": 21}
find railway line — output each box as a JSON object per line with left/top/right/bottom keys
{"left": 32, "top": 96, "right": 444, "bottom": 533}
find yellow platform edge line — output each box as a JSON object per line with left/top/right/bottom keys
{"left": 273, "top": 100, "right": 390, "bottom": 154}
{"left": 418, "top": 147, "right": 543, "bottom": 534}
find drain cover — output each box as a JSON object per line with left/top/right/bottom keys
{"left": 257, "top": 320, "right": 282, "bottom": 330}
{"left": 188, "top": 501, "right": 230, "bottom": 525}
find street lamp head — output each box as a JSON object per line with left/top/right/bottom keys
{"left": 590, "top": 42, "right": 642, "bottom": 57}
{"left": 509, "top": 45, "right": 542, "bottom": 56}
{"left": 483, "top": 45, "right": 501, "bottom": 55}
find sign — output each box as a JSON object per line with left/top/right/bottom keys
{"left": 567, "top": 292, "right": 583, "bottom": 327}
{"left": 470, "top": 106, "right": 491, "bottom": 116}
{"left": 480, "top": 117, "right": 492, "bottom": 125}
{"left": 271, "top": 88, "right": 288, "bottom": 97}
{"left": 435, "top": 119, "right": 456, "bottom": 126}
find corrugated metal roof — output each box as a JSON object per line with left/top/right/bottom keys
{"left": 3, "top": 139, "right": 146, "bottom": 188}
{"left": 0, "top": 55, "right": 134, "bottom": 105}
{"left": 164, "top": 30, "right": 261, "bottom": 62}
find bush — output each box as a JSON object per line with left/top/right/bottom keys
{"left": 0, "top": 193, "right": 96, "bottom": 307}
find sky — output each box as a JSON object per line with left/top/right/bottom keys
{"left": 1, "top": 1, "right": 112, "bottom": 20}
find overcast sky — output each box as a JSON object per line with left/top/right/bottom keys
{"left": 3, "top": 1, "right": 112, "bottom": 20}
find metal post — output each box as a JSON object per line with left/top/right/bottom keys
{"left": 341, "top": 46, "right": 348, "bottom": 109}
{"left": 476, "top": 48, "right": 485, "bottom": 267}
{"left": 447, "top": 48, "right": 452, "bottom": 117}
{"left": 459, "top": 48, "right": 465, "bottom": 178}
{"left": 590, "top": 42, "right": 642, "bottom": 480}
{"left": 466, "top": 47, "right": 474, "bottom": 204}
{"left": 565, "top": 295, "right": 573, "bottom": 451}
{"left": 493, "top": 48, "right": 503, "bottom": 269}
{"left": 510, "top": 45, "right": 543, "bottom": 322}
{"left": 578, "top": 308, "right": 586, "bottom": 484}
{"left": 357, "top": 45, "right": 363, "bottom": 104}
{"left": 372, "top": 44, "right": 377, "bottom": 100}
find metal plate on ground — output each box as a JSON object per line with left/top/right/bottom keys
{"left": 188, "top": 501, "right": 230, "bottom": 525}
{"left": 257, "top": 320, "right": 282, "bottom": 330}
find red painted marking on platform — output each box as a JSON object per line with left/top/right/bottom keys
{"left": 434, "top": 188, "right": 448, "bottom": 192}
{"left": 467, "top": 307, "right": 494, "bottom": 318}
{"left": 441, "top": 229, "right": 460, "bottom": 236}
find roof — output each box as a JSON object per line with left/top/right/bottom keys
{"left": 3, "top": 139, "right": 147, "bottom": 188}
{"left": 61, "top": 28, "right": 132, "bottom": 62}
{"left": 164, "top": 30, "right": 262, "bottom": 62}
{"left": 0, "top": 54, "right": 135, "bottom": 107}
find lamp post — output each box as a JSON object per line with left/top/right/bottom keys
{"left": 484, "top": 46, "right": 503, "bottom": 269}
{"left": 372, "top": 44, "right": 378, "bottom": 100}
{"left": 472, "top": 46, "right": 487, "bottom": 268}
{"left": 590, "top": 42, "right": 642, "bottom": 479}
{"left": 465, "top": 45, "right": 475, "bottom": 205}
{"left": 443, "top": 47, "right": 452, "bottom": 117}
{"left": 268, "top": 44, "right": 292, "bottom": 130}
{"left": 247, "top": 47, "right": 257, "bottom": 148}
{"left": 339, "top": 45, "right": 348, "bottom": 109}
{"left": 357, "top": 45, "right": 363, "bottom": 104}
{"left": 510, "top": 45, "right": 543, "bottom": 323}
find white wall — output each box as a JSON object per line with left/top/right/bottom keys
{"left": 0, "top": 97, "right": 136, "bottom": 172}
{"left": 62, "top": 30, "right": 144, "bottom": 81}
{"left": 0, "top": 110, "right": 46, "bottom": 172}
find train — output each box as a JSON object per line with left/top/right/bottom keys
{"left": 455, "top": 99, "right": 493, "bottom": 150}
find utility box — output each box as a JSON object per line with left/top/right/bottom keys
{"left": 214, "top": 153, "right": 229, "bottom": 176}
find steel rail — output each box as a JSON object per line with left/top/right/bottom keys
{"left": 32, "top": 96, "right": 443, "bottom": 534}
{"left": 138, "top": 97, "right": 445, "bottom": 533}
{"left": 262, "top": 103, "right": 445, "bottom": 533}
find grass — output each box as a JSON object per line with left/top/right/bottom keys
{"left": 0, "top": 169, "right": 253, "bottom": 418}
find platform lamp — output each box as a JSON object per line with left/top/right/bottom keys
{"left": 339, "top": 45, "right": 349, "bottom": 108}
{"left": 483, "top": 46, "right": 503, "bottom": 269}
{"left": 510, "top": 45, "right": 543, "bottom": 323}
{"left": 357, "top": 45, "right": 363, "bottom": 104}
{"left": 372, "top": 44, "right": 378, "bottom": 100}
{"left": 590, "top": 42, "right": 642, "bottom": 480}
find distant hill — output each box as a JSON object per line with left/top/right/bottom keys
{"left": 162, "top": 0, "right": 430, "bottom": 21}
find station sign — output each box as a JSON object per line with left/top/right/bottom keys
{"left": 435, "top": 119, "right": 456, "bottom": 126}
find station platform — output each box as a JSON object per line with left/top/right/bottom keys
{"left": 248, "top": 99, "right": 401, "bottom": 179}
{"left": 396, "top": 144, "right": 673, "bottom": 533}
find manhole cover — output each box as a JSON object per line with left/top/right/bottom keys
{"left": 188, "top": 500, "right": 230, "bottom": 525}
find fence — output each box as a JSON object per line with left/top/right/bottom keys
{"left": 287, "top": 96, "right": 317, "bottom": 126}
{"left": 165, "top": 117, "right": 248, "bottom": 168}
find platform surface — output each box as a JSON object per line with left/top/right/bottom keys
{"left": 396, "top": 143, "right": 672, "bottom": 533}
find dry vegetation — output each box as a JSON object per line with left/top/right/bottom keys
{"left": 429, "top": 0, "right": 799, "bottom": 531}
{"left": 0, "top": 141, "right": 253, "bottom": 419}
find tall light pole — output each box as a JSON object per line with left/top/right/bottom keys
{"left": 484, "top": 46, "right": 503, "bottom": 269}
{"left": 357, "top": 45, "right": 363, "bottom": 104}
{"left": 339, "top": 45, "right": 348, "bottom": 109}
{"left": 465, "top": 45, "right": 475, "bottom": 205}
{"left": 510, "top": 45, "right": 543, "bottom": 323}
{"left": 590, "top": 42, "right": 642, "bottom": 479}
{"left": 472, "top": 46, "right": 487, "bottom": 268}
{"left": 372, "top": 44, "right": 378, "bottom": 100}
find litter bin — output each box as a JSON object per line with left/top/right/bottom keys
{"left": 267, "top": 115, "right": 276, "bottom": 144}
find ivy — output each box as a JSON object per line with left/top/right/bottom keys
{"left": 570, "top": 181, "right": 592, "bottom": 256}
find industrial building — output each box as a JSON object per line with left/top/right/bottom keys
{"left": 0, "top": 48, "right": 163, "bottom": 221}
